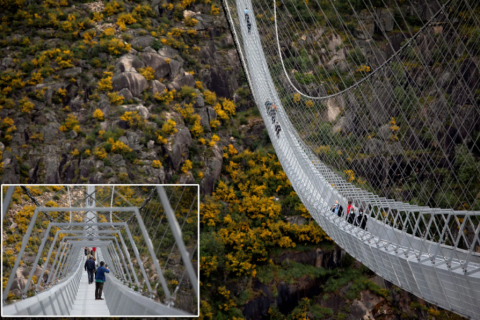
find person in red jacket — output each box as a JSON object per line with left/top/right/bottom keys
{"left": 92, "top": 247, "right": 96, "bottom": 259}
{"left": 346, "top": 200, "right": 353, "bottom": 221}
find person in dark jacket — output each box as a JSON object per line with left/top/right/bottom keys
{"left": 355, "top": 208, "right": 368, "bottom": 230}
{"left": 332, "top": 200, "right": 343, "bottom": 218}
{"left": 275, "top": 122, "right": 281, "bottom": 138}
{"left": 84, "top": 247, "right": 88, "bottom": 257}
{"left": 247, "top": 20, "right": 252, "bottom": 33}
{"left": 270, "top": 104, "right": 277, "bottom": 124}
{"left": 265, "top": 101, "right": 272, "bottom": 114}
{"left": 95, "top": 261, "right": 110, "bottom": 300}
{"left": 84, "top": 256, "right": 96, "bottom": 284}
{"left": 348, "top": 207, "right": 356, "bottom": 224}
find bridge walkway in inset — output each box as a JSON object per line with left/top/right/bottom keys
{"left": 70, "top": 249, "right": 110, "bottom": 316}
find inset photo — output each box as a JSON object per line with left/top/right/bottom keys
{"left": 1, "top": 184, "right": 199, "bottom": 317}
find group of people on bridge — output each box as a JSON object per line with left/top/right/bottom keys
{"left": 332, "top": 200, "right": 368, "bottom": 230}
{"left": 265, "top": 100, "right": 281, "bottom": 138}
{"left": 84, "top": 247, "right": 110, "bottom": 301}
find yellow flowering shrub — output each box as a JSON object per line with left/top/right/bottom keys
{"left": 93, "top": 109, "right": 105, "bottom": 121}
{"left": 103, "top": 0, "right": 123, "bottom": 16}
{"left": 204, "top": 90, "right": 216, "bottom": 105}
{"left": 108, "top": 92, "right": 124, "bottom": 105}
{"left": 162, "top": 119, "right": 177, "bottom": 135}
{"left": 222, "top": 99, "right": 236, "bottom": 116}
{"left": 210, "top": 119, "right": 220, "bottom": 130}
{"left": 92, "top": 12, "right": 103, "bottom": 22}
{"left": 181, "top": 159, "right": 193, "bottom": 173}
{"left": 211, "top": 4, "right": 220, "bottom": 15}
{"left": 154, "top": 89, "right": 176, "bottom": 105}
{"left": 138, "top": 66, "right": 155, "bottom": 80}
{"left": 19, "top": 96, "right": 34, "bottom": 114}
{"left": 59, "top": 114, "right": 80, "bottom": 132}
{"left": 103, "top": 27, "right": 115, "bottom": 37}
{"left": 190, "top": 116, "right": 204, "bottom": 138}
{"left": 152, "top": 160, "right": 162, "bottom": 168}
{"left": 108, "top": 138, "right": 132, "bottom": 153}
{"left": 184, "top": 16, "right": 198, "bottom": 27}
{"left": 93, "top": 147, "right": 107, "bottom": 160}
{"left": 98, "top": 73, "right": 113, "bottom": 91}
{"left": 156, "top": 132, "right": 168, "bottom": 145}
{"left": 120, "top": 111, "right": 145, "bottom": 129}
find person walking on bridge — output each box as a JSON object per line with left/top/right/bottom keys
{"left": 92, "top": 246, "right": 96, "bottom": 259}
{"left": 265, "top": 100, "right": 272, "bottom": 113}
{"left": 84, "top": 247, "right": 88, "bottom": 259}
{"left": 247, "top": 20, "right": 252, "bottom": 34}
{"left": 245, "top": 8, "right": 249, "bottom": 22}
{"left": 332, "top": 200, "right": 343, "bottom": 218}
{"left": 275, "top": 122, "right": 281, "bottom": 138}
{"left": 84, "top": 255, "right": 96, "bottom": 285}
{"left": 270, "top": 104, "right": 277, "bottom": 124}
{"left": 95, "top": 261, "right": 110, "bottom": 300}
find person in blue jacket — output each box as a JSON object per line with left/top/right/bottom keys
{"left": 95, "top": 261, "right": 110, "bottom": 300}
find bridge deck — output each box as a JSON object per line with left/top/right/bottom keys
{"left": 70, "top": 253, "right": 110, "bottom": 316}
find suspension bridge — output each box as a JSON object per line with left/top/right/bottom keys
{"left": 224, "top": 0, "right": 480, "bottom": 318}
{"left": 2, "top": 185, "right": 199, "bottom": 316}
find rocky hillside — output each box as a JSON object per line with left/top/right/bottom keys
{"left": 0, "top": 0, "right": 253, "bottom": 189}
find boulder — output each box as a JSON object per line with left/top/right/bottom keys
{"left": 121, "top": 104, "right": 149, "bottom": 119}
{"left": 158, "top": 45, "right": 184, "bottom": 63}
{"left": 332, "top": 116, "right": 354, "bottom": 135}
{"left": 143, "top": 46, "right": 157, "bottom": 53}
{"left": 354, "top": 11, "right": 375, "bottom": 40}
{"left": 179, "top": 172, "right": 195, "bottom": 184}
{"left": 79, "top": 158, "right": 95, "bottom": 178}
{"left": 151, "top": 80, "right": 166, "bottom": 95}
{"left": 142, "top": 165, "right": 165, "bottom": 183}
{"left": 111, "top": 154, "right": 126, "bottom": 167}
{"left": 171, "top": 71, "right": 196, "bottom": 91}
{"left": 141, "top": 52, "right": 170, "bottom": 79}
{"left": 377, "top": 124, "right": 391, "bottom": 141}
{"left": 89, "top": 172, "right": 105, "bottom": 183}
{"left": 130, "top": 35, "right": 155, "bottom": 48}
{"left": 195, "top": 93, "right": 205, "bottom": 108}
{"left": 111, "top": 72, "right": 148, "bottom": 97}
{"left": 147, "top": 140, "right": 155, "bottom": 149}
{"left": 197, "top": 107, "right": 211, "bottom": 131}
{"left": 69, "top": 95, "right": 83, "bottom": 112}
{"left": 59, "top": 67, "right": 82, "bottom": 78}
{"left": 164, "top": 127, "right": 192, "bottom": 171}
{"left": 369, "top": 81, "right": 394, "bottom": 126}
{"left": 115, "top": 54, "right": 145, "bottom": 73}
{"left": 201, "top": 147, "right": 223, "bottom": 195}
{"left": 0, "top": 151, "right": 19, "bottom": 184}
{"left": 375, "top": 8, "right": 394, "bottom": 32}
{"left": 69, "top": 130, "right": 78, "bottom": 139}
{"left": 1, "top": 57, "right": 14, "bottom": 68}
{"left": 324, "top": 96, "right": 344, "bottom": 122}
{"left": 41, "top": 122, "right": 59, "bottom": 144}
{"left": 364, "top": 138, "right": 385, "bottom": 155}
{"left": 118, "top": 88, "right": 134, "bottom": 101}
{"left": 168, "top": 59, "right": 183, "bottom": 79}
{"left": 44, "top": 146, "right": 60, "bottom": 183}
{"left": 126, "top": 131, "right": 142, "bottom": 151}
